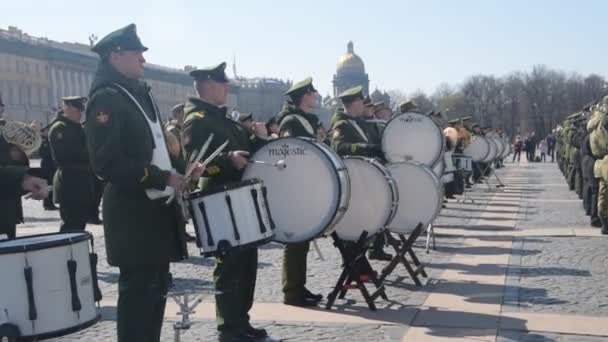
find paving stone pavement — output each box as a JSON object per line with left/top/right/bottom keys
{"left": 8, "top": 159, "right": 608, "bottom": 341}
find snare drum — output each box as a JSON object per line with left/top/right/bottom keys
{"left": 0, "top": 232, "right": 100, "bottom": 339}
{"left": 463, "top": 136, "right": 490, "bottom": 162}
{"left": 187, "top": 179, "right": 275, "bottom": 256}
{"left": 386, "top": 162, "right": 443, "bottom": 234}
{"left": 453, "top": 154, "right": 473, "bottom": 172}
{"left": 243, "top": 138, "right": 350, "bottom": 243}
{"left": 332, "top": 157, "right": 398, "bottom": 241}
{"left": 381, "top": 112, "right": 444, "bottom": 167}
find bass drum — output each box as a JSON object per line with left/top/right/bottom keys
{"left": 333, "top": 157, "right": 398, "bottom": 241}
{"left": 243, "top": 137, "right": 350, "bottom": 243}
{"left": 387, "top": 162, "right": 443, "bottom": 234}
{"left": 481, "top": 137, "right": 499, "bottom": 163}
{"left": 500, "top": 139, "right": 511, "bottom": 159}
{"left": 382, "top": 112, "right": 444, "bottom": 167}
{"left": 463, "top": 136, "right": 490, "bottom": 162}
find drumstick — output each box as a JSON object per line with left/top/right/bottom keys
{"left": 184, "top": 134, "right": 215, "bottom": 182}
{"left": 200, "top": 140, "right": 229, "bottom": 169}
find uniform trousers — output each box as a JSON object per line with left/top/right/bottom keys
{"left": 282, "top": 241, "right": 310, "bottom": 300}
{"left": 117, "top": 263, "right": 169, "bottom": 342}
{"left": 215, "top": 247, "right": 257, "bottom": 332}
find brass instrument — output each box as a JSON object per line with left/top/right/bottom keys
{"left": 443, "top": 127, "right": 459, "bottom": 149}
{"left": 1, "top": 121, "right": 42, "bottom": 156}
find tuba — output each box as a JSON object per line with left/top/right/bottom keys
{"left": 1, "top": 121, "right": 42, "bottom": 156}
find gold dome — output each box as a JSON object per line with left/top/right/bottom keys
{"left": 337, "top": 41, "right": 365, "bottom": 73}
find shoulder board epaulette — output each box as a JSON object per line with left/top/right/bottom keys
{"left": 184, "top": 111, "right": 206, "bottom": 124}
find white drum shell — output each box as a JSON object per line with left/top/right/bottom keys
{"left": 387, "top": 162, "right": 443, "bottom": 234}
{"left": 453, "top": 154, "right": 473, "bottom": 172}
{"left": 382, "top": 112, "right": 444, "bottom": 167}
{"left": 463, "top": 136, "right": 490, "bottom": 162}
{"left": 188, "top": 180, "right": 274, "bottom": 255}
{"left": 0, "top": 233, "right": 98, "bottom": 337}
{"left": 243, "top": 138, "right": 350, "bottom": 243}
{"left": 432, "top": 158, "right": 445, "bottom": 178}
{"left": 443, "top": 151, "right": 456, "bottom": 173}
{"left": 333, "top": 158, "right": 398, "bottom": 241}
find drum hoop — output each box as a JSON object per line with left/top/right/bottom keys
{"left": 248, "top": 137, "right": 349, "bottom": 242}
{"left": 0, "top": 232, "right": 91, "bottom": 255}
{"left": 482, "top": 138, "right": 499, "bottom": 162}
{"left": 187, "top": 178, "right": 262, "bottom": 200}
{"left": 494, "top": 138, "right": 506, "bottom": 159}
{"left": 344, "top": 156, "right": 399, "bottom": 228}
{"left": 388, "top": 161, "right": 443, "bottom": 228}
{"left": 18, "top": 313, "right": 100, "bottom": 339}
{"left": 382, "top": 112, "right": 444, "bottom": 166}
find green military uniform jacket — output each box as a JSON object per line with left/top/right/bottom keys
{"left": 276, "top": 105, "right": 319, "bottom": 139}
{"left": 182, "top": 97, "right": 264, "bottom": 186}
{"left": 85, "top": 61, "right": 187, "bottom": 267}
{"left": 329, "top": 110, "right": 382, "bottom": 158}
{"left": 49, "top": 115, "right": 94, "bottom": 206}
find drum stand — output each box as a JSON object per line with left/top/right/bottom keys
{"left": 326, "top": 231, "right": 388, "bottom": 311}
{"left": 378, "top": 223, "right": 427, "bottom": 286}
{"left": 479, "top": 164, "right": 505, "bottom": 191}
{"left": 457, "top": 171, "right": 476, "bottom": 204}
{"left": 425, "top": 223, "right": 436, "bottom": 254}
{"left": 170, "top": 290, "right": 213, "bottom": 342}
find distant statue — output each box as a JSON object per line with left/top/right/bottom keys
{"left": 88, "top": 34, "right": 98, "bottom": 47}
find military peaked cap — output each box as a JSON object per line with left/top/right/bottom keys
{"left": 92, "top": 24, "right": 148, "bottom": 56}
{"left": 238, "top": 112, "right": 253, "bottom": 122}
{"left": 338, "top": 85, "right": 364, "bottom": 103}
{"left": 399, "top": 100, "right": 418, "bottom": 113}
{"left": 61, "top": 96, "right": 87, "bottom": 110}
{"left": 285, "top": 77, "right": 317, "bottom": 102}
{"left": 189, "top": 62, "right": 229, "bottom": 83}
{"left": 171, "top": 103, "right": 185, "bottom": 113}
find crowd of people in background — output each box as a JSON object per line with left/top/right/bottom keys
{"left": 512, "top": 131, "right": 556, "bottom": 163}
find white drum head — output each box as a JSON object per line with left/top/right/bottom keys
{"left": 463, "top": 136, "right": 490, "bottom": 162}
{"left": 243, "top": 138, "right": 347, "bottom": 243}
{"left": 493, "top": 137, "right": 506, "bottom": 159}
{"left": 387, "top": 162, "right": 442, "bottom": 234}
{"left": 333, "top": 158, "right": 396, "bottom": 241}
{"left": 382, "top": 112, "right": 444, "bottom": 166}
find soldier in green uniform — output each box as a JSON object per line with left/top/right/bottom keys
{"left": 0, "top": 130, "right": 48, "bottom": 239}
{"left": 85, "top": 24, "right": 194, "bottom": 342}
{"left": 330, "top": 86, "right": 383, "bottom": 158}
{"left": 275, "top": 77, "right": 324, "bottom": 307}
{"left": 181, "top": 62, "right": 270, "bottom": 342}
{"left": 49, "top": 96, "right": 94, "bottom": 232}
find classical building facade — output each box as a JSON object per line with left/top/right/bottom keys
{"left": 332, "top": 41, "right": 369, "bottom": 97}
{"left": 0, "top": 26, "right": 196, "bottom": 124}
{"left": 0, "top": 26, "right": 289, "bottom": 126}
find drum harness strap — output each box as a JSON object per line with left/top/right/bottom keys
{"left": 280, "top": 114, "right": 316, "bottom": 137}
{"left": 349, "top": 120, "right": 369, "bottom": 143}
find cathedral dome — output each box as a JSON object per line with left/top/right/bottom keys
{"left": 337, "top": 41, "right": 365, "bottom": 74}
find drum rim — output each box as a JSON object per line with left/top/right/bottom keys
{"left": 0, "top": 232, "right": 91, "bottom": 255}
{"left": 481, "top": 138, "right": 499, "bottom": 162}
{"left": 246, "top": 137, "right": 348, "bottom": 243}
{"left": 382, "top": 112, "right": 444, "bottom": 166}
{"left": 186, "top": 178, "right": 262, "bottom": 200}
{"left": 17, "top": 313, "right": 100, "bottom": 339}
{"left": 386, "top": 161, "right": 443, "bottom": 231}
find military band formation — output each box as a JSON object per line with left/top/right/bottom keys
{"left": 0, "top": 23, "right": 556, "bottom": 342}
{"left": 555, "top": 97, "right": 608, "bottom": 234}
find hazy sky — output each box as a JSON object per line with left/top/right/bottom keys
{"left": 2, "top": 0, "right": 606, "bottom": 96}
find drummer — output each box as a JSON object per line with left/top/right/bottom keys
{"left": 359, "top": 102, "right": 392, "bottom": 261}
{"left": 181, "top": 62, "right": 271, "bottom": 341}
{"left": 471, "top": 123, "right": 486, "bottom": 183}
{"left": 373, "top": 101, "right": 392, "bottom": 121}
{"left": 330, "top": 85, "right": 385, "bottom": 268}
{"left": 275, "top": 77, "right": 324, "bottom": 307}
{"left": 331, "top": 86, "right": 383, "bottom": 158}
{"left": 399, "top": 100, "right": 418, "bottom": 114}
